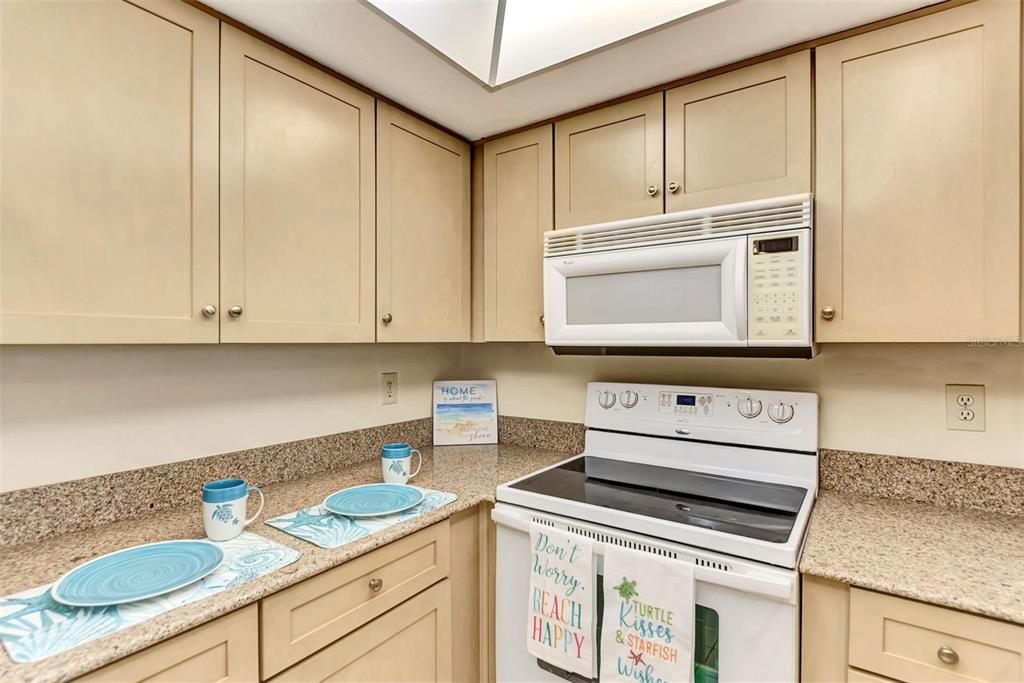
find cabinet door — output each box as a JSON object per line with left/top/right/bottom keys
{"left": 483, "top": 126, "right": 553, "bottom": 341}
{"left": 0, "top": 0, "right": 219, "bottom": 344}
{"left": 220, "top": 26, "right": 375, "bottom": 343}
{"left": 665, "top": 51, "right": 811, "bottom": 212}
{"left": 271, "top": 580, "right": 453, "bottom": 683}
{"left": 377, "top": 103, "right": 471, "bottom": 342}
{"left": 815, "top": 0, "right": 1021, "bottom": 342}
{"left": 554, "top": 94, "right": 664, "bottom": 229}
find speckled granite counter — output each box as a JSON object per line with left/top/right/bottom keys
{"left": 0, "top": 445, "right": 571, "bottom": 683}
{"left": 801, "top": 490, "right": 1024, "bottom": 624}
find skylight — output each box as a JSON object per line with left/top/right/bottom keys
{"left": 367, "top": 0, "right": 727, "bottom": 87}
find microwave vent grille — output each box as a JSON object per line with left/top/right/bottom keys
{"left": 544, "top": 193, "right": 812, "bottom": 257}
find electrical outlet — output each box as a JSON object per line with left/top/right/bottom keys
{"left": 945, "top": 384, "right": 985, "bottom": 431}
{"left": 381, "top": 372, "right": 398, "bottom": 405}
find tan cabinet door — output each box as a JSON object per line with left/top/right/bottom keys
{"left": 220, "top": 26, "right": 376, "bottom": 343}
{"left": 271, "top": 580, "right": 453, "bottom": 683}
{"left": 0, "top": 0, "right": 219, "bottom": 344}
{"left": 665, "top": 51, "right": 811, "bottom": 212}
{"left": 554, "top": 93, "right": 664, "bottom": 228}
{"left": 483, "top": 126, "right": 553, "bottom": 341}
{"left": 815, "top": 0, "right": 1021, "bottom": 342}
{"left": 377, "top": 104, "right": 471, "bottom": 342}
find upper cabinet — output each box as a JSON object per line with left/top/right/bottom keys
{"left": 483, "top": 127, "right": 553, "bottom": 341}
{"left": 554, "top": 94, "right": 664, "bottom": 229}
{"left": 815, "top": 0, "right": 1021, "bottom": 342}
{"left": 0, "top": 0, "right": 220, "bottom": 343}
{"left": 664, "top": 51, "right": 811, "bottom": 212}
{"left": 377, "top": 104, "right": 471, "bottom": 342}
{"left": 220, "top": 26, "right": 376, "bottom": 343}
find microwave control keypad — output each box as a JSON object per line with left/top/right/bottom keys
{"left": 749, "top": 235, "right": 803, "bottom": 340}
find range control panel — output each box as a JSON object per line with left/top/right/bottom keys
{"left": 748, "top": 229, "right": 810, "bottom": 345}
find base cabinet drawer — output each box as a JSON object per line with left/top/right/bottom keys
{"left": 260, "top": 520, "right": 450, "bottom": 677}
{"left": 848, "top": 668, "right": 900, "bottom": 683}
{"left": 78, "top": 605, "right": 258, "bottom": 682}
{"left": 849, "top": 588, "right": 1024, "bottom": 682}
{"left": 270, "top": 580, "right": 453, "bottom": 682}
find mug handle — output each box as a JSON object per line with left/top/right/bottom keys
{"left": 408, "top": 449, "right": 422, "bottom": 480}
{"left": 244, "top": 486, "right": 265, "bottom": 526}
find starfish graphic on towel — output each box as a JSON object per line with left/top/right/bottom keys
{"left": 613, "top": 577, "right": 639, "bottom": 602}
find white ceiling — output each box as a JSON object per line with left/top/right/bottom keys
{"left": 206, "top": 0, "right": 939, "bottom": 140}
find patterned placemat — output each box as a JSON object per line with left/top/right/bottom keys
{"left": 0, "top": 532, "right": 299, "bottom": 663}
{"left": 265, "top": 487, "right": 458, "bottom": 549}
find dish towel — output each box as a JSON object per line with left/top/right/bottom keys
{"left": 600, "top": 546, "right": 695, "bottom": 683}
{"left": 527, "top": 523, "right": 595, "bottom": 678}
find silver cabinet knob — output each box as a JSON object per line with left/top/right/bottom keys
{"left": 228, "top": 306, "right": 243, "bottom": 318}
{"left": 821, "top": 306, "right": 836, "bottom": 320}
{"left": 201, "top": 305, "right": 217, "bottom": 318}
{"left": 646, "top": 184, "right": 659, "bottom": 197}
{"left": 667, "top": 182, "right": 680, "bottom": 194}
{"left": 381, "top": 313, "right": 393, "bottom": 324}
{"left": 936, "top": 646, "right": 959, "bottom": 665}
{"left": 369, "top": 577, "right": 383, "bottom": 593}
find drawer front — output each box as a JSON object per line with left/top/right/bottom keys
{"left": 849, "top": 588, "right": 1024, "bottom": 682}
{"left": 261, "top": 520, "right": 450, "bottom": 677}
{"left": 848, "top": 668, "right": 899, "bottom": 683}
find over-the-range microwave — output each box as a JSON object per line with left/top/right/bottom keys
{"left": 543, "top": 193, "right": 814, "bottom": 358}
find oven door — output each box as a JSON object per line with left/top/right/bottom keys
{"left": 543, "top": 236, "right": 748, "bottom": 347}
{"left": 493, "top": 504, "right": 799, "bottom": 683}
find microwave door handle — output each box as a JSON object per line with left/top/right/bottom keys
{"left": 734, "top": 236, "right": 749, "bottom": 341}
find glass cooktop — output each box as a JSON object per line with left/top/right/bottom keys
{"left": 508, "top": 456, "right": 807, "bottom": 543}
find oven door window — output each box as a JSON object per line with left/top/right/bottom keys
{"left": 565, "top": 266, "right": 722, "bottom": 325}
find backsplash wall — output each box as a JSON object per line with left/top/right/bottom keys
{"left": 0, "top": 344, "right": 461, "bottom": 491}
{"left": 460, "top": 342, "right": 1024, "bottom": 468}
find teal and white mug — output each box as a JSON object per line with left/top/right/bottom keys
{"left": 202, "top": 478, "right": 264, "bottom": 542}
{"left": 382, "top": 443, "right": 421, "bottom": 484}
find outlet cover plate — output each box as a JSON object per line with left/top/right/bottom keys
{"left": 381, "top": 372, "right": 398, "bottom": 405}
{"left": 945, "top": 384, "right": 985, "bottom": 431}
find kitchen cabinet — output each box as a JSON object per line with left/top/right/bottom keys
{"left": 664, "top": 51, "right": 811, "bottom": 212}
{"left": 0, "top": 0, "right": 219, "bottom": 344}
{"left": 554, "top": 93, "right": 664, "bottom": 229}
{"left": 377, "top": 103, "right": 472, "bottom": 342}
{"left": 220, "top": 26, "right": 376, "bottom": 343}
{"left": 815, "top": 0, "right": 1021, "bottom": 342}
{"left": 79, "top": 605, "right": 258, "bottom": 682}
{"left": 483, "top": 126, "right": 553, "bottom": 341}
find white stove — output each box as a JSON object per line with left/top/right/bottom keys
{"left": 492, "top": 382, "right": 818, "bottom": 682}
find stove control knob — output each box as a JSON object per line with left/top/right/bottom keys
{"left": 768, "top": 401, "right": 795, "bottom": 424}
{"left": 598, "top": 391, "right": 617, "bottom": 409}
{"left": 620, "top": 390, "right": 639, "bottom": 408}
{"left": 737, "top": 397, "right": 763, "bottom": 418}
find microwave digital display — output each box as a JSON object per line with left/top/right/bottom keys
{"left": 675, "top": 395, "right": 696, "bottom": 406}
{"left": 753, "top": 236, "right": 798, "bottom": 254}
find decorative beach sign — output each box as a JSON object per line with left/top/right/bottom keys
{"left": 600, "top": 546, "right": 695, "bottom": 683}
{"left": 527, "top": 524, "right": 595, "bottom": 678}
{"left": 432, "top": 380, "right": 498, "bottom": 445}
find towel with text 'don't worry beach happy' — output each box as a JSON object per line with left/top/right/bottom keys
{"left": 527, "top": 523, "right": 595, "bottom": 678}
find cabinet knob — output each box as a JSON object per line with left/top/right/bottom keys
{"left": 667, "top": 182, "right": 680, "bottom": 194}
{"left": 381, "top": 313, "right": 393, "bottom": 324}
{"left": 539, "top": 315, "right": 545, "bottom": 325}
{"left": 936, "top": 646, "right": 959, "bottom": 665}
{"left": 646, "top": 184, "right": 659, "bottom": 197}
{"left": 201, "top": 305, "right": 217, "bottom": 318}
{"left": 228, "top": 306, "right": 244, "bottom": 318}
{"left": 820, "top": 306, "right": 836, "bottom": 321}
{"left": 369, "top": 577, "right": 384, "bottom": 593}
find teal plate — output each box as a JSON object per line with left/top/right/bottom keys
{"left": 323, "top": 484, "right": 425, "bottom": 518}
{"left": 50, "top": 540, "right": 224, "bottom": 607}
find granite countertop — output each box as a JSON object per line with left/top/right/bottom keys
{"left": 0, "top": 445, "right": 571, "bottom": 683}
{"left": 801, "top": 490, "right": 1024, "bottom": 624}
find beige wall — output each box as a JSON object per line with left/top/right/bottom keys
{"left": 0, "top": 344, "right": 460, "bottom": 491}
{"left": 459, "top": 342, "right": 1024, "bottom": 468}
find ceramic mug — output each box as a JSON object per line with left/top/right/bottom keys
{"left": 381, "top": 443, "right": 422, "bottom": 484}
{"left": 202, "top": 478, "right": 264, "bottom": 542}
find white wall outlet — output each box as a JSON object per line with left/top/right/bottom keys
{"left": 945, "top": 384, "right": 985, "bottom": 431}
{"left": 381, "top": 372, "right": 398, "bottom": 405}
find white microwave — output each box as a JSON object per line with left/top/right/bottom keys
{"left": 543, "top": 194, "right": 814, "bottom": 358}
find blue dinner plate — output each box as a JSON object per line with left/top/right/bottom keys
{"left": 323, "top": 483, "right": 425, "bottom": 518}
{"left": 50, "top": 540, "right": 224, "bottom": 607}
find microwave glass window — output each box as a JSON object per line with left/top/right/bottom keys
{"left": 565, "top": 266, "right": 722, "bottom": 324}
